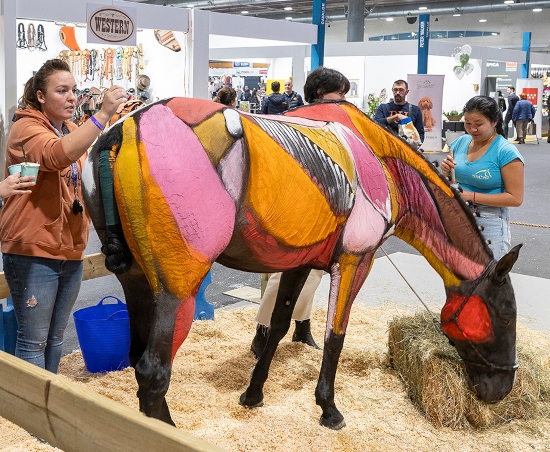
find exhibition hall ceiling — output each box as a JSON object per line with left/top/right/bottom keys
{"left": 133, "top": 0, "right": 550, "bottom": 22}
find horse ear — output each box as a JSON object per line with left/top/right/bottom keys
{"left": 492, "top": 244, "right": 522, "bottom": 283}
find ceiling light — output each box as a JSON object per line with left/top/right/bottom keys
{"left": 241, "top": 10, "right": 248, "bottom": 14}
{"left": 386, "top": 17, "right": 394, "bottom": 21}
{"left": 187, "top": 4, "right": 194, "bottom": 7}
{"left": 479, "top": 18, "right": 487, "bottom": 22}
{"left": 284, "top": 6, "right": 292, "bottom": 10}
{"left": 503, "top": 1, "right": 514, "bottom": 3}
{"left": 418, "top": 7, "right": 427, "bottom": 10}
{"left": 453, "top": 13, "right": 461, "bottom": 16}
{"left": 285, "top": 16, "right": 292, "bottom": 20}
{"left": 533, "top": 8, "right": 542, "bottom": 11}
{"left": 491, "top": 32, "right": 498, "bottom": 35}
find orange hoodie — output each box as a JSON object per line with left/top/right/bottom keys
{"left": 0, "top": 108, "right": 90, "bottom": 260}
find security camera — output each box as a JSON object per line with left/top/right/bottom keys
{"left": 406, "top": 16, "right": 417, "bottom": 24}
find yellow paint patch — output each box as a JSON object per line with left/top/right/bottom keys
{"left": 193, "top": 112, "right": 235, "bottom": 167}
{"left": 332, "top": 253, "right": 362, "bottom": 335}
{"left": 341, "top": 104, "right": 452, "bottom": 197}
{"left": 242, "top": 117, "right": 343, "bottom": 248}
{"left": 288, "top": 124, "right": 356, "bottom": 185}
{"left": 395, "top": 228, "right": 461, "bottom": 287}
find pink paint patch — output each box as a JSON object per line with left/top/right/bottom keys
{"left": 139, "top": 104, "right": 236, "bottom": 259}
{"left": 342, "top": 188, "right": 386, "bottom": 253}
{"left": 339, "top": 127, "right": 391, "bottom": 220}
{"left": 172, "top": 297, "right": 195, "bottom": 362}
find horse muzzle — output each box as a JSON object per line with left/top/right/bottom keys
{"left": 466, "top": 367, "right": 517, "bottom": 403}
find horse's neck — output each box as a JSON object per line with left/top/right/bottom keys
{"left": 389, "top": 159, "right": 491, "bottom": 288}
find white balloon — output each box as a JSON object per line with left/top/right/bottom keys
{"left": 454, "top": 67, "right": 465, "bottom": 80}
{"left": 461, "top": 44, "right": 472, "bottom": 56}
{"left": 454, "top": 53, "right": 462, "bottom": 64}
{"left": 464, "top": 63, "right": 474, "bottom": 75}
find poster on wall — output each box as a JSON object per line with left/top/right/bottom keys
{"left": 407, "top": 74, "right": 445, "bottom": 152}
{"left": 516, "top": 78, "right": 544, "bottom": 138}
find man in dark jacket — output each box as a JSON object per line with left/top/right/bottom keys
{"left": 260, "top": 81, "right": 288, "bottom": 114}
{"left": 283, "top": 80, "right": 304, "bottom": 110}
{"left": 504, "top": 86, "right": 519, "bottom": 139}
{"left": 373, "top": 79, "right": 425, "bottom": 142}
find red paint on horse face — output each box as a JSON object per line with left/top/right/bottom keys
{"left": 441, "top": 293, "right": 493, "bottom": 342}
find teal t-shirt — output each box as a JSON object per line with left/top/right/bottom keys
{"left": 450, "top": 134, "right": 524, "bottom": 194}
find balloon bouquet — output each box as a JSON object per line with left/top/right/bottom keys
{"left": 452, "top": 44, "right": 474, "bottom": 80}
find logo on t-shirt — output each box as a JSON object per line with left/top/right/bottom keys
{"left": 472, "top": 169, "right": 492, "bottom": 180}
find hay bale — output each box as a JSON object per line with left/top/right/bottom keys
{"left": 388, "top": 313, "right": 550, "bottom": 429}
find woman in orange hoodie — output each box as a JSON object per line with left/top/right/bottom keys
{"left": 0, "top": 59, "right": 126, "bottom": 373}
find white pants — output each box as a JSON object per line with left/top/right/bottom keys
{"left": 255, "top": 270, "right": 324, "bottom": 327}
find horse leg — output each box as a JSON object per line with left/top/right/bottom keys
{"left": 240, "top": 268, "right": 312, "bottom": 407}
{"left": 316, "top": 253, "right": 375, "bottom": 429}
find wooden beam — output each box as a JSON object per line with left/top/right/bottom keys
{"left": 0, "top": 252, "right": 112, "bottom": 299}
{"left": 0, "top": 351, "right": 226, "bottom": 452}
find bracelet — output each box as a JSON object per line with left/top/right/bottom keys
{"left": 473, "top": 192, "right": 476, "bottom": 203}
{"left": 89, "top": 115, "right": 105, "bottom": 131}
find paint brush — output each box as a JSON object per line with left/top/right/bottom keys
{"left": 448, "top": 148, "right": 458, "bottom": 188}
{"left": 21, "top": 141, "right": 28, "bottom": 163}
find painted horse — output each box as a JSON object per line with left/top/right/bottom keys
{"left": 82, "top": 98, "right": 521, "bottom": 430}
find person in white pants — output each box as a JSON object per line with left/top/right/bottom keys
{"left": 251, "top": 270, "right": 324, "bottom": 358}
{"left": 249, "top": 66, "right": 351, "bottom": 359}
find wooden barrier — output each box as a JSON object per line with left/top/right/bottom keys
{"left": 0, "top": 351, "right": 226, "bottom": 452}
{"left": 0, "top": 253, "right": 226, "bottom": 451}
{"left": 0, "top": 252, "right": 111, "bottom": 299}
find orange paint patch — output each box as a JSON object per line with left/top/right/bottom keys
{"left": 242, "top": 117, "right": 344, "bottom": 248}
{"left": 332, "top": 253, "right": 362, "bottom": 335}
{"left": 166, "top": 97, "right": 224, "bottom": 126}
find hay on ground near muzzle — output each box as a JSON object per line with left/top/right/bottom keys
{"left": 388, "top": 312, "right": 550, "bottom": 429}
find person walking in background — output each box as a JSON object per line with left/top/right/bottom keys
{"left": 497, "top": 90, "right": 507, "bottom": 138}
{"left": 283, "top": 79, "right": 304, "bottom": 110}
{"left": 373, "top": 79, "right": 425, "bottom": 143}
{"left": 512, "top": 93, "right": 536, "bottom": 144}
{"left": 503, "top": 86, "right": 519, "bottom": 139}
{"left": 260, "top": 81, "right": 288, "bottom": 114}
{"left": 213, "top": 86, "right": 237, "bottom": 108}
{"left": 440, "top": 96, "right": 524, "bottom": 260}
{"left": 547, "top": 94, "right": 550, "bottom": 143}
{"left": 251, "top": 66, "right": 350, "bottom": 359}
{"left": 241, "top": 85, "right": 251, "bottom": 102}
{"left": 0, "top": 59, "right": 126, "bottom": 373}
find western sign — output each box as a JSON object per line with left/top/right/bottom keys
{"left": 87, "top": 4, "right": 137, "bottom": 46}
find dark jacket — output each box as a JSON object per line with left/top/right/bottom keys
{"left": 498, "top": 96, "right": 506, "bottom": 113}
{"left": 283, "top": 91, "right": 304, "bottom": 110}
{"left": 241, "top": 89, "right": 251, "bottom": 101}
{"left": 505, "top": 93, "right": 519, "bottom": 121}
{"left": 374, "top": 101, "right": 425, "bottom": 142}
{"left": 512, "top": 99, "right": 536, "bottom": 121}
{"left": 260, "top": 93, "right": 288, "bottom": 114}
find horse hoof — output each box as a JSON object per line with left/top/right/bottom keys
{"left": 239, "top": 390, "right": 264, "bottom": 408}
{"left": 319, "top": 414, "right": 346, "bottom": 430}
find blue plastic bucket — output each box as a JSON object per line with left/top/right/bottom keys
{"left": 73, "top": 296, "right": 131, "bottom": 373}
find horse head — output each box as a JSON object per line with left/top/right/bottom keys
{"left": 441, "top": 244, "right": 521, "bottom": 403}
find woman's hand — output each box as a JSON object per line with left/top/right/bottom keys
{"left": 94, "top": 85, "right": 128, "bottom": 125}
{"left": 0, "top": 173, "right": 36, "bottom": 199}
{"left": 440, "top": 154, "right": 456, "bottom": 178}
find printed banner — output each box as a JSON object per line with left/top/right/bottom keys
{"left": 516, "top": 78, "right": 544, "bottom": 138}
{"left": 407, "top": 74, "right": 445, "bottom": 152}
{"left": 87, "top": 3, "right": 137, "bottom": 46}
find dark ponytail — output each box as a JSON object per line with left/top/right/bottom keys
{"left": 20, "top": 59, "right": 71, "bottom": 110}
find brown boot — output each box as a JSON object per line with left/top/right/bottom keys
{"left": 292, "top": 320, "right": 320, "bottom": 350}
{"left": 250, "top": 324, "right": 268, "bottom": 359}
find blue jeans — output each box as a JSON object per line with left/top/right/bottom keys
{"left": 474, "top": 206, "right": 511, "bottom": 261}
{"left": 2, "top": 254, "right": 83, "bottom": 373}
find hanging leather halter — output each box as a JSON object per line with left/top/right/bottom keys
{"left": 16, "top": 23, "right": 28, "bottom": 49}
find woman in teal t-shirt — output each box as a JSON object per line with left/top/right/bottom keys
{"left": 440, "top": 96, "right": 524, "bottom": 260}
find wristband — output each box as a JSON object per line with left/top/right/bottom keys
{"left": 89, "top": 115, "right": 105, "bottom": 131}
